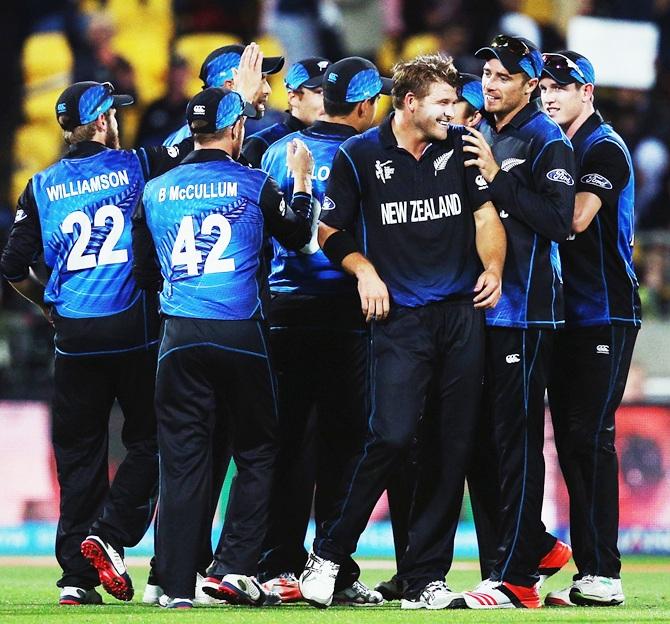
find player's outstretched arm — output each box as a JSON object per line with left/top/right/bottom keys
{"left": 473, "top": 201, "right": 505, "bottom": 309}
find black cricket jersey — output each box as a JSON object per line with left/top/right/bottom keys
{"left": 561, "top": 112, "right": 641, "bottom": 327}
{"left": 242, "top": 114, "right": 307, "bottom": 168}
{"left": 320, "top": 114, "right": 491, "bottom": 308}
{"left": 480, "top": 99, "right": 575, "bottom": 329}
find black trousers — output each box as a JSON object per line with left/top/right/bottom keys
{"left": 315, "top": 301, "right": 485, "bottom": 597}
{"left": 487, "top": 327, "right": 554, "bottom": 587}
{"left": 53, "top": 347, "right": 159, "bottom": 589}
{"left": 547, "top": 325, "right": 638, "bottom": 579}
{"left": 258, "top": 293, "right": 367, "bottom": 591}
{"left": 154, "top": 317, "right": 278, "bottom": 598}
{"left": 386, "top": 390, "right": 501, "bottom": 584}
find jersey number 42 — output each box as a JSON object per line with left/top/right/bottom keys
{"left": 171, "top": 214, "right": 236, "bottom": 276}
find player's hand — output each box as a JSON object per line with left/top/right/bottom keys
{"left": 473, "top": 269, "right": 502, "bottom": 309}
{"left": 356, "top": 264, "right": 390, "bottom": 322}
{"left": 287, "top": 138, "right": 314, "bottom": 180}
{"left": 232, "top": 42, "right": 263, "bottom": 105}
{"left": 463, "top": 127, "right": 500, "bottom": 183}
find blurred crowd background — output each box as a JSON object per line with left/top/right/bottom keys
{"left": 1, "top": 0, "right": 670, "bottom": 400}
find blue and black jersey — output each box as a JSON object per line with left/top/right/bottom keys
{"left": 242, "top": 113, "right": 307, "bottom": 168}
{"left": 261, "top": 120, "right": 357, "bottom": 296}
{"left": 320, "top": 115, "right": 491, "bottom": 308}
{"left": 0, "top": 140, "right": 190, "bottom": 354}
{"left": 480, "top": 99, "right": 575, "bottom": 329}
{"left": 561, "top": 112, "right": 640, "bottom": 327}
{"left": 135, "top": 148, "right": 312, "bottom": 321}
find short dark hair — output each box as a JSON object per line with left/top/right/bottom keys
{"left": 323, "top": 97, "right": 357, "bottom": 117}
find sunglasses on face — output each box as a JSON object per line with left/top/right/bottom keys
{"left": 541, "top": 53, "right": 587, "bottom": 82}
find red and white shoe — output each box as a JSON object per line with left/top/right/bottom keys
{"left": 262, "top": 572, "right": 302, "bottom": 603}
{"left": 463, "top": 580, "right": 541, "bottom": 609}
{"left": 80, "top": 535, "right": 133, "bottom": 601}
{"left": 538, "top": 539, "right": 572, "bottom": 588}
{"left": 199, "top": 575, "right": 226, "bottom": 600}
{"left": 545, "top": 585, "right": 576, "bottom": 606}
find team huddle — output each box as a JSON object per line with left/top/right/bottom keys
{"left": 1, "top": 33, "right": 640, "bottom": 611}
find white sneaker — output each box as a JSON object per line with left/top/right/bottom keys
{"left": 299, "top": 552, "right": 340, "bottom": 608}
{"left": 158, "top": 594, "right": 193, "bottom": 609}
{"left": 142, "top": 583, "right": 163, "bottom": 605}
{"left": 545, "top": 585, "right": 576, "bottom": 606}
{"left": 570, "top": 576, "right": 624, "bottom": 606}
{"left": 400, "top": 580, "right": 462, "bottom": 610}
{"left": 333, "top": 580, "right": 384, "bottom": 606}
{"left": 59, "top": 586, "right": 103, "bottom": 605}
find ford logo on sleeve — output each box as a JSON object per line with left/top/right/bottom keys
{"left": 546, "top": 168, "right": 574, "bottom": 185}
{"left": 581, "top": 173, "right": 612, "bottom": 189}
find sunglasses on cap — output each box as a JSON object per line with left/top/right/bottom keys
{"left": 490, "top": 34, "right": 531, "bottom": 57}
{"left": 541, "top": 53, "right": 588, "bottom": 83}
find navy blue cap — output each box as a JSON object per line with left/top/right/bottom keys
{"left": 285, "top": 57, "right": 330, "bottom": 90}
{"left": 541, "top": 51, "right": 595, "bottom": 86}
{"left": 323, "top": 56, "right": 392, "bottom": 103}
{"left": 56, "top": 81, "right": 133, "bottom": 130}
{"left": 187, "top": 87, "right": 257, "bottom": 134}
{"left": 476, "top": 35, "right": 544, "bottom": 79}
{"left": 457, "top": 73, "right": 484, "bottom": 111}
{"left": 199, "top": 44, "right": 285, "bottom": 88}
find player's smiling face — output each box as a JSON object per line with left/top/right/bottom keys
{"left": 414, "top": 80, "right": 458, "bottom": 141}
{"left": 482, "top": 59, "right": 534, "bottom": 117}
{"left": 539, "top": 78, "right": 584, "bottom": 127}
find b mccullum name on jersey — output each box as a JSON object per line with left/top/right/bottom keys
{"left": 155, "top": 182, "right": 239, "bottom": 202}
{"left": 380, "top": 193, "right": 462, "bottom": 225}
{"left": 45, "top": 169, "right": 130, "bottom": 201}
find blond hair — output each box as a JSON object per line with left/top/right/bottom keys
{"left": 392, "top": 54, "right": 459, "bottom": 110}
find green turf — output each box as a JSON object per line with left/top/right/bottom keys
{"left": 1, "top": 558, "right": 669, "bottom": 622}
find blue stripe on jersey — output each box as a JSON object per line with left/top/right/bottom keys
{"left": 32, "top": 149, "right": 145, "bottom": 318}
{"left": 261, "top": 129, "right": 354, "bottom": 295}
{"left": 143, "top": 159, "right": 267, "bottom": 320}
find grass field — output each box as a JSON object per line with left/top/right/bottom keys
{"left": 2, "top": 557, "right": 669, "bottom": 623}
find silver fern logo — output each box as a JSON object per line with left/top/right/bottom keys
{"left": 433, "top": 150, "right": 454, "bottom": 175}
{"left": 501, "top": 157, "right": 526, "bottom": 172}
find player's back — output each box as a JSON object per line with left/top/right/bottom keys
{"left": 33, "top": 147, "right": 145, "bottom": 318}
{"left": 261, "top": 121, "right": 356, "bottom": 295}
{"left": 143, "top": 152, "right": 269, "bottom": 320}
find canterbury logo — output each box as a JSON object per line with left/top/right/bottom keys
{"left": 581, "top": 173, "right": 612, "bottom": 189}
{"left": 433, "top": 150, "right": 454, "bottom": 175}
{"left": 596, "top": 344, "right": 610, "bottom": 354}
{"left": 476, "top": 174, "right": 488, "bottom": 190}
{"left": 193, "top": 104, "right": 206, "bottom": 115}
{"left": 501, "top": 158, "right": 526, "bottom": 172}
{"left": 506, "top": 353, "right": 520, "bottom": 364}
{"left": 499, "top": 210, "right": 509, "bottom": 219}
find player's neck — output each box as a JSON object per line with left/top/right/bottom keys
{"left": 563, "top": 104, "right": 596, "bottom": 140}
{"left": 392, "top": 110, "right": 431, "bottom": 160}
{"left": 494, "top": 98, "right": 530, "bottom": 132}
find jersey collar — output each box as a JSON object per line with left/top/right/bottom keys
{"left": 66, "top": 140, "right": 109, "bottom": 158}
{"left": 285, "top": 113, "right": 307, "bottom": 132}
{"left": 569, "top": 111, "right": 605, "bottom": 152}
{"left": 303, "top": 120, "right": 358, "bottom": 139}
{"left": 489, "top": 97, "right": 543, "bottom": 133}
{"left": 181, "top": 148, "right": 235, "bottom": 164}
